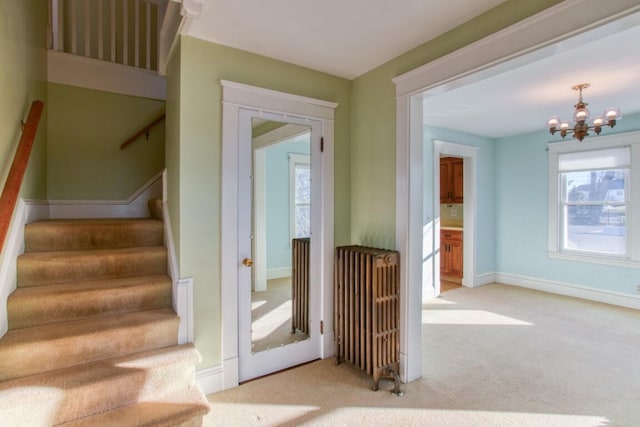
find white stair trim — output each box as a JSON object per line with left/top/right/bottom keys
{"left": 42, "top": 171, "right": 163, "bottom": 219}
{"left": 0, "top": 199, "right": 27, "bottom": 338}
{"left": 48, "top": 50, "right": 166, "bottom": 100}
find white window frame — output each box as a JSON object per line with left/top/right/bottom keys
{"left": 548, "top": 130, "right": 640, "bottom": 268}
{"left": 289, "top": 153, "right": 311, "bottom": 240}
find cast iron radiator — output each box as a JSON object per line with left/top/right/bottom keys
{"left": 334, "top": 245, "right": 403, "bottom": 395}
{"left": 292, "top": 237, "right": 310, "bottom": 334}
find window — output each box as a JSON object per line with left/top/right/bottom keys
{"left": 548, "top": 131, "right": 640, "bottom": 267}
{"left": 289, "top": 153, "right": 311, "bottom": 238}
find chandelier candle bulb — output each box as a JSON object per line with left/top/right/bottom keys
{"left": 547, "top": 83, "right": 621, "bottom": 142}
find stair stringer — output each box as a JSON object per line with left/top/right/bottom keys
{"left": 0, "top": 199, "right": 27, "bottom": 338}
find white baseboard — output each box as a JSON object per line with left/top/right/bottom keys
{"left": 44, "top": 172, "right": 163, "bottom": 219}
{"left": 474, "top": 272, "right": 497, "bottom": 288}
{"left": 267, "top": 267, "right": 291, "bottom": 280}
{"left": 495, "top": 272, "right": 640, "bottom": 310}
{"left": 196, "top": 364, "right": 225, "bottom": 396}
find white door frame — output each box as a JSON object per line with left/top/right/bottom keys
{"left": 393, "top": 0, "right": 640, "bottom": 384}
{"left": 220, "top": 80, "right": 337, "bottom": 389}
{"left": 432, "top": 141, "right": 478, "bottom": 298}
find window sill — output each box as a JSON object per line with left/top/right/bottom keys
{"left": 548, "top": 251, "right": 640, "bottom": 269}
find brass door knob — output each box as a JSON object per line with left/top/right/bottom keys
{"left": 242, "top": 258, "right": 253, "bottom": 267}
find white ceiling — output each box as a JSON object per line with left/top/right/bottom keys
{"left": 183, "top": 0, "right": 507, "bottom": 79}
{"left": 422, "top": 19, "right": 640, "bottom": 138}
{"left": 183, "top": 2, "right": 640, "bottom": 139}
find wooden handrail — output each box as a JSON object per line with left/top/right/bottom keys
{"left": 120, "top": 113, "right": 165, "bottom": 150}
{"left": 0, "top": 100, "right": 44, "bottom": 252}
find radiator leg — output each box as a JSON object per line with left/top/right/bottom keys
{"left": 374, "top": 367, "right": 404, "bottom": 396}
{"left": 387, "top": 368, "right": 404, "bottom": 397}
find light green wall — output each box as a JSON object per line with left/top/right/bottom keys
{"left": 0, "top": 0, "right": 48, "bottom": 199}
{"left": 349, "top": 0, "right": 564, "bottom": 248}
{"left": 169, "top": 36, "right": 351, "bottom": 369}
{"left": 46, "top": 83, "right": 165, "bottom": 200}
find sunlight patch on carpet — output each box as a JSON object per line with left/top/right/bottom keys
{"left": 0, "top": 386, "right": 64, "bottom": 425}
{"left": 251, "top": 300, "right": 266, "bottom": 310}
{"left": 422, "top": 309, "right": 533, "bottom": 325}
{"left": 205, "top": 403, "right": 609, "bottom": 427}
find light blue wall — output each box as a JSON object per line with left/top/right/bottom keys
{"left": 495, "top": 113, "right": 640, "bottom": 294}
{"left": 424, "top": 126, "right": 497, "bottom": 276}
{"left": 265, "top": 135, "right": 310, "bottom": 271}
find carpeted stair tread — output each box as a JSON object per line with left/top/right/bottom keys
{"left": 8, "top": 275, "right": 172, "bottom": 329}
{"left": 0, "top": 344, "right": 204, "bottom": 425}
{"left": 1, "top": 215, "right": 207, "bottom": 425}
{"left": 0, "top": 308, "right": 179, "bottom": 381}
{"left": 24, "top": 218, "right": 163, "bottom": 252}
{"left": 17, "top": 246, "right": 167, "bottom": 287}
{"left": 58, "top": 386, "right": 210, "bottom": 427}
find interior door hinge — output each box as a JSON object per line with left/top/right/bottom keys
{"left": 320, "top": 137, "right": 324, "bottom": 153}
{"left": 320, "top": 320, "right": 324, "bottom": 334}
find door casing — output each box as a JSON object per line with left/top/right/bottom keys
{"left": 220, "top": 80, "right": 337, "bottom": 389}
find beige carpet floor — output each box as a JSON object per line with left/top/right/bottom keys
{"left": 205, "top": 283, "right": 640, "bottom": 426}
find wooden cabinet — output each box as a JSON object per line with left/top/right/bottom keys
{"left": 440, "top": 157, "right": 463, "bottom": 204}
{"left": 441, "top": 230, "right": 463, "bottom": 279}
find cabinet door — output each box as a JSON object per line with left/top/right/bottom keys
{"left": 440, "top": 236, "right": 450, "bottom": 275}
{"left": 451, "top": 158, "right": 464, "bottom": 203}
{"left": 441, "top": 230, "right": 463, "bottom": 279}
{"left": 449, "top": 238, "right": 463, "bottom": 277}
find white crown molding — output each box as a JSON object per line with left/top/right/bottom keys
{"left": 392, "top": 0, "right": 640, "bottom": 97}
{"left": 181, "top": 0, "right": 203, "bottom": 18}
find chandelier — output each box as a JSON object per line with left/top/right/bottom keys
{"left": 547, "top": 83, "right": 622, "bottom": 142}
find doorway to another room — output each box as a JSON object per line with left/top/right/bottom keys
{"left": 432, "top": 140, "right": 478, "bottom": 299}
{"left": 439, "top": 156, "right": 464, "bottom": 293}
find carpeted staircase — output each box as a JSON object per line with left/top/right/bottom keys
{"left": 0, "top": 216, "right": 209, "bottom": 426}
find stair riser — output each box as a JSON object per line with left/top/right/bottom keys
{"left": 24, "top": 221, "right": 164, "bottom": 252}
{"left": 0, "top": 361, "right": 197, "bottom": 425}
{"left": 17, "top": 249, "right": 167, "bottom": 287}
{"left": 0, "top": 316, "right": 179, "bottom": 381}
{"left": 8, "top": 280, "right": 172, "bottom": 329}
